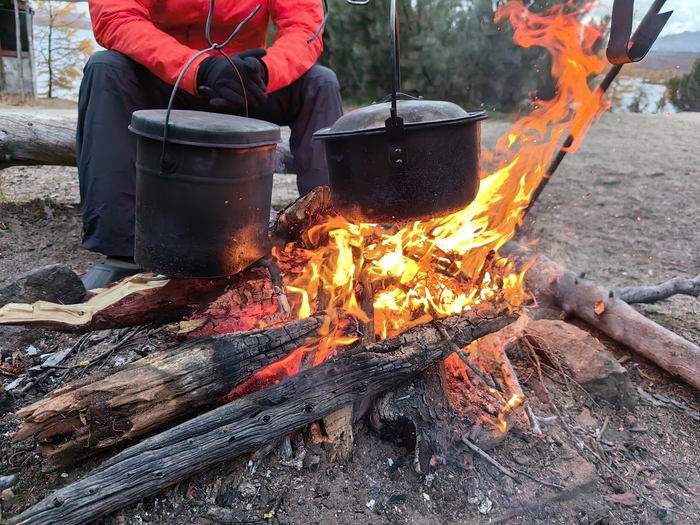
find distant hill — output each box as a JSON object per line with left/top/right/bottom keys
{"left": 650, "top": 31, "right": 700, "bottom": 54}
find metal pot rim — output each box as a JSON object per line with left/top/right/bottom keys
{"left": 313, "top": 110, "right": 488, "bottom": 140}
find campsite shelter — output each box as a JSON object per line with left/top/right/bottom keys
{"left": 0, "top": 0, "right": 35, "bottom": 97}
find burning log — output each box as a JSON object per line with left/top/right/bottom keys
{"left": 0, "top": 113, "right": 294, "bottom": 173}
{"left": 0, "top": 268, "right": 274, "bottom": 332}
{"left": 8, "top": 308, "right": 515, "bottom": 525}
{"left": 501, "top": 241, "right": 700, "bottom": 390}
{"left": 13, "top": 315, "right": 327, "bottom": 467}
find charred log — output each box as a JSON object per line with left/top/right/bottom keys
{"left": 7, "top": 308, "right": 515, "bottom": 525}
{"left": 13, "top": 315, "right": 328, "bottom": 467}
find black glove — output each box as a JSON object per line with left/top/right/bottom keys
{"left": 197, "top": 48, "right": 269, "bottom": 113}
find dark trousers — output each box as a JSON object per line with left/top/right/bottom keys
{"left": 76, "top": 50, "right": 343, "bottom": 257}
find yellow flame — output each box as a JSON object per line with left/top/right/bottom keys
{"left": 275, "top": 0, "right": 608, "bottom": 343}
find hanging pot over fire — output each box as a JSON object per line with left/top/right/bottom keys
{"left": 313, "top": 0, "right": 487, "bottom": 223}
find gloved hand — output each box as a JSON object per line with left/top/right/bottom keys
{"left": 197, "top": 48, "right": 269, "bottom": 113}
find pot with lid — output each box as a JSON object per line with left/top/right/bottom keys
{"left": 130, "top": 109, "right": 280, "bottom": 278}
{"left": 313, "top": 0, "right": 487, "bottom": 223}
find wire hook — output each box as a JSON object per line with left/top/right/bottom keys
{"left": 159, "top": 1, "right": 263, "bottom": 171}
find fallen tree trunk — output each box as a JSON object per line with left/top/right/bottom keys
{"left": 8, "top": 308, "right": 514, "bottom": 525}
{"left": 501, "top": 241, "right": 700, "bottom": 390}
{"left": 0, "top": 113, "right": 294, "bottom": 173}
{"left": 13, "top": 315, "right": 327, "bottom": 467}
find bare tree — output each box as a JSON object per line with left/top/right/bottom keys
{"left": 33, "top": 1, "right": 94, "bottom": 98}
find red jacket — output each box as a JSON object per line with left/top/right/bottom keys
{"left": 88, "top": 0, "right": 324, "bottom": 95}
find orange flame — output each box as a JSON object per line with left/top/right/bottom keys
{"left": 276, "top": 0, "right": 608, "bottom": 341}
{"left": 483, "top": 393, "right": 524, "bottom": 433}
{"left": 224, "top": 0, "right": 610, "bottom": 400}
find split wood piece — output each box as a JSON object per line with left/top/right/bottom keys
{"left": 270, "top": 185, "right": 334, "bottom": 246}
{"left": 612, "top": 274, "right": 700, "bottom": 304}
{"left": 13, "top": 315, "right": 328, "bottom": 467}
{"left": 323, "top": 269, "right": 377, "bottom": 461}
{"left": 501, "top": 241, "right": 700, "bottom": 390}
{"left": 0, "top": 268, "right": 273, "bottom": 332}
{"left": 7, "top": 308, "right": 514, "bottom": 525}
{"left": 0, "top": 113, "right": 294, "bottom": 173}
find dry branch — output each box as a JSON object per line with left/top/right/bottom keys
{"left": 501, "top": 241, "right": 700, "bottom": 390}
{"left": 612, "top": 275, "right": 700, "bottom": 304}
{"left": 13, "top": 315, "right": 327, "bottom": 466}
{"left": 0, "top": 113, "right": 293, "bottom": 173}
{"left": 8, "top": 308, "right": 515, "bottom": 525}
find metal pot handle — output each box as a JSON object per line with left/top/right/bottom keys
{"left": 385, "top": 0, "right": 407, "bottom": 172}
{"left": 158, "top": 2, "right": 262, "bottom": 173}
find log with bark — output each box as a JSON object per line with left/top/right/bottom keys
{"left": 0, "top": 187, "right": 331, "bottom": 332}
{"left": 0, "top": 268, "right": 274, "bottom": 332}
{"left": 8, "top": 307, "right": 515, "bottom": 525}
{"left": 0, "top": 113, "right": 294, "bottom": 173}
{"left": 501, "top": 240, "right": 700, "bottom": 390}
{"left": 12, "top": 315, "right": 328, "bottom": 467}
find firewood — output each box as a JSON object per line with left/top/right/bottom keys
{"left": 0, "top": 268, "right": 273, "bottom": 332}
{"left": 270, "top": 185, "right": 334, "bottom": 246}
{"left": 501, "top": 241, "right": 700, "bottom": 390}
{"left": 12, "top": 315, "right": 328, "bottom": 467}
{"left": 7, "top": 307, "right": 515, "bottom": 525}
{"left": 0, "top": 113, "right": 293, "bottom": 173}
{"left": 323, "top": 268, "right": 376, "bottom": 460}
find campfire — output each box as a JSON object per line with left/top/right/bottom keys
{"left": 3, "top": 1, "right": 700, "bottom": 524}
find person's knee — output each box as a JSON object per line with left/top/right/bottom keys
{"left": 301, "top": 65, "right": 340, "bottom": 91}
{"left": 84, "top": 50, "right": 139, "bottom": 75}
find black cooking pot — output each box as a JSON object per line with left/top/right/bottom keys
{"left": 129, "top": 110, "right": 280, "bottom": 278}
{"left": 314, "top": 101, "right": 487, "bottom": 223}
{"left": 313, "top": 0, "right": 487, "bottom": 223}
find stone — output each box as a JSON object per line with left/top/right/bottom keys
{"left": 576, "top": 408, "right": 598, "bottom": 429}
{"left": 0, "top": 264, "right": 86, "bottom": 307}
{"left": 0, "top": 474, "right": 18, "bottom": 491}
{"left": 525, "top": 320, "right": 636, "bottom": 408}
{"left": 1, "top": 488, "right": 15, "bottom": 501}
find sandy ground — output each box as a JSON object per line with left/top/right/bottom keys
{"left": 0, "top": 110, "right": 699, "bottom": 525}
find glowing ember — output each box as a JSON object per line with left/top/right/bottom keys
{"left": 276, "top": 0, "right": 608, "bottom": 340}
{"left": 483, "top": 392, "right": 524, "bottom": 433}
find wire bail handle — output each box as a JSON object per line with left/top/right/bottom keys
{"left": 158, "top": 2, "right": 263, "bottom": 173}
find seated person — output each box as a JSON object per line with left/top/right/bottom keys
{"left": 78, "top": 0, "right": 342, "bottom": 289}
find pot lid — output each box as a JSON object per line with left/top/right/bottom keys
{"left": 129, "top": 110, "right": 281, "bottom": 148}
{"left": 317, "top": 100, "right": 486, "bottom": 136}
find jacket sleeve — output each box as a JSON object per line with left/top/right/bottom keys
{"left": 262, "top": 0, "right": 325, "bottom": 93}
{"left": 88, "top": 0, "right": 207, "bottom": 95}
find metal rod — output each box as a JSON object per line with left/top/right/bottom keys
{"left": 389, "top": 0, "right": 401, "bottom": 123}
{"left": 13, "top": 0, "right": 24, "bottom": 100}
{"left": 26, "top": 3, "right": 36, "bottom": 98}
{"left": 523, "top": 0, "right": 669, "bottom": 216}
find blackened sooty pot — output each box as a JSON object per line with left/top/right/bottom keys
{"left": 313, "top": 100, "right": 488, "bottom": 224}
{"left": 129, "top": 110, "right": 280, "bottom": 278}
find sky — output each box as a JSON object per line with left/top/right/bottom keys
{"left": 599, "top": 0, "right": 700, "bottom": 35}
